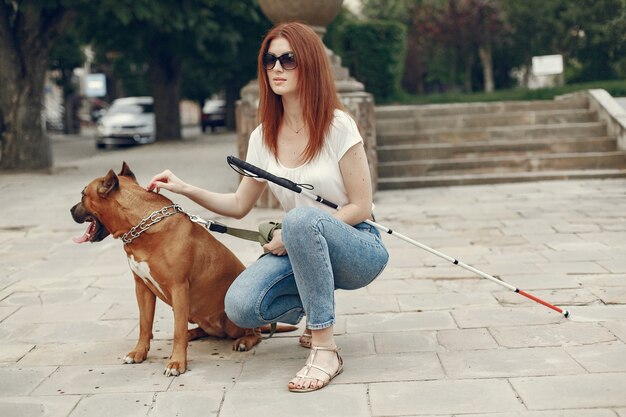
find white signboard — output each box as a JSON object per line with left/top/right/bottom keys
{"left": 532, "top": 55, "right": 564, "bottom": 76}
{"left": 85, "top": 73, "right": 107, "bottom": 97}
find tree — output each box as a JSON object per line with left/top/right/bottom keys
{"left": 181, "top": 1, "right": 271, "bottom": 130}
{"left": 502, "top": 0, "right": 570, "bottom": 85}
{"left": 0, "top": 1, "right": 83, "bottom": 170}
{"left": 49, "top": 28, "right": 85, "bottom": 134}
{"left": 469, "top": 0, "right": 509, "bottom": 92}
{"left": 403, "top": 1, "right": 440, "bottom": 94}
{"left": 434, "top": 0, "right": 508, "bottom": 93}
{"left": 501, "top": 0, "right": 624, "bottom": 85}
{"left": 361, "top": 0, "right": 415, "bottom": 23}
{"left": 559, "top": 0, "right": 625, "bottom": 82}
{"left": 83, "top": 1, "right": 203, "bottom": 141}
{"left": 84, "top": 0, "right": 268, "bottom": 139}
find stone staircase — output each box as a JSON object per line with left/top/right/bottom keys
{"left": 375, "top": 94, "right": 626, "bottom": 189}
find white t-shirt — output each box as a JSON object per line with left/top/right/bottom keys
{"left": 246, "top": 109, "right": 363, "bottom": 214}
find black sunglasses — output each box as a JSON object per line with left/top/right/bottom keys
{"left": 262, "top": 52, "right": 297, "bottom": 70}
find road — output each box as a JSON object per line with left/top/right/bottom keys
{"left": 50, "top": 125, "right": 212, "bottom": 166}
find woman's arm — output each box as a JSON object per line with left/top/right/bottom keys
{"left": 336, "top": 143, "right": 374, "bottom": 225}
{"left": 147, "top": 171, "right": 266, "bottom": 219}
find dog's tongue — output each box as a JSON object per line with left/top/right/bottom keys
{"left": 72, "top": 222, "right": 94, "bottom": 244}
{"left": 72, "top": 233, "right": 90, "bottom": 244}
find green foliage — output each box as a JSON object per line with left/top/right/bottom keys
{"left": 342, "top": 20, "right": 407, "bottom": 102}
{"left": 180, "top": 0, "right": 271, "bottom": 102}
{"left": 361, "top": 0, "right": 415, "bottom": 24}
{"left": 49, "top": 28, "right": 85, "bottom": 95}
{"left": 77, "top": 0, "right": 269, "bottom": 102}
{"left": 561, "top": 0, "right": 625, "bottom": 82}
{"left": 501, "top": 0, "right": 625, "bottom": 83}
{"left": 325, "top": 6, "right": 358, "bottom": 59}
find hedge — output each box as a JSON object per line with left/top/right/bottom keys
{"left": 342, "top": 20, "right": 407, "bottom": 102}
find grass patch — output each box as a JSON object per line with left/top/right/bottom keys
{"left": 386, "top": 79, "right": 626, "bottom": 105}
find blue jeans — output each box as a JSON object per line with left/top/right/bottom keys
{"left": 224, "top": 206, "right": 389, "bottom": 330}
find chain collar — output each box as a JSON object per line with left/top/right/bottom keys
{"left": 120, "top": 203, "right": 260, "bottom": 245}
{"left": 122, "top": 204, "right": 184, "bottom": 245}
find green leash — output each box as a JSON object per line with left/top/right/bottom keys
{"left": 184, "top": 208, "right": 282, "bottom": 339}
{"left": 184, "top": 208, "right": 281, "bottom": 246}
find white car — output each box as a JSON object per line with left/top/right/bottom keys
{"left": 201, "top": 99, "right": 226, "bottom": 132}
{"left": 96, "top": 97, "right": 156, "bottom": 148}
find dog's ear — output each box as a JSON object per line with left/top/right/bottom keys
{"left": 119, "top": 161, "right": 137, "bottom": 181}
{"left": 98, "top": 169, "right": 119, "bottom": 197}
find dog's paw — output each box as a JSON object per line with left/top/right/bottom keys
{"left": 164, "top": 360, "right": 186, "bottom": 377}
{"left": 123, "top": 349, "right": 148, "bottom": 364}
{"left": 232, "top": 335, "right": 261, "bottom": 352}
{"left": 164, "top": 366, "right": 180, "bottom": 377}
{"left": 233, "top": 342, "right": 249, "bottom": 352}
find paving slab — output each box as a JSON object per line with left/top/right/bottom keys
{"left": 366, "top": 277, "right": 438, "bottom": 294}
{"left": 602, "top": 321, "right": 626, "bottom": 342}
{"left": 439, "top": 346, "right": 584, "bottom": 378}
{"left": 0, "top": 319, "right": 138, "bottom": 344}
{"left": 0, "top": 366, "right": 58, "bottom": 396}
{"left": 398, "top": 291, "right": 499, "bottom": 311}
{"left": 0, "top": 343, "right": 35, "bottom": 364}
{"left": 511, "top": 373, "right": 626, "bottom": 409}
{"left": 589, "top": 286, "right": 626, "bottom": 304}
{"left": 436, "top": 328, "right": 498, "bottom": 350}
{"left": 373, "top": 330, "right": 439, "bottom": 353}
{"left": 566, "top": 342, "right": 626, "bottom": 372}
{"left": 148, "top": 391, "right": 223, "bottom": 417}
{"left": 462, "top": 410, "right": 618, "bottom": 417}
{"left": 0, "top": 396, "right": 81, "bottom": 417}
{"left": 347, "top": 311, "right": 457, "bottom": 333}
{"left": 494, "top": 288, "right": 599, "bottom": 306}
{"left": 219, "top": 384, "right": 370, "bottom": 417}
{"left": 369, "top": 379, "right": 525, "bottom": 416}
{"left": 498, "top": 273, "right": 584, "bottom": 290}
{"left": 31, "top": 364, "right": 172, "bottom": 395}
{"left": 451, "top": 307, "right": 564, "bottom": 328}
{"left": 67, "top": 393, "right": 155, "bottom": 417}
{"left": 489, "top": 321, "right": 617, "bottom": 348}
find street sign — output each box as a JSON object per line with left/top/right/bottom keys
{"left": 531, "top": 55, "right": 564, "bottom": 76}
{"left": 85, "top": 73, "right": 107, "bottom": 97}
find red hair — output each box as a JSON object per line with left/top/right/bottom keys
{"left": 257, "top": 22, "right": 343, "bottom": 163}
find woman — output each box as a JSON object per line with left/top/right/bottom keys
{"left": 148, "top": 22, "right": 388, "bottom": 393}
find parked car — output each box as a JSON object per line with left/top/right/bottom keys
{"left": 96, "top": 97, "right": 155, "bottom": 149}
{"left": 201, "top": 98, "right": 226, "bottom": 132}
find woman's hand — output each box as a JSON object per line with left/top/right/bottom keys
{"left": 263, "top": 229, "right": 287, "bottom": 256}
{"left": 147, "top": 170, "right": 188, "bottom": 195}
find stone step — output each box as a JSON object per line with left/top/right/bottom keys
{"left": 377, "top": 122, "right": 608, "bottom": 145}
{"left": 379, "top": 151, "right": 626, "bottom": 178}
{"left": 377, "top": 137, "right": 618, "bottom": 162}
{"left": 373, "top": 95, "right": 622, "bottom": 189}
{"left": 378, "top": 169, "right": 626, "bottom": 190}
{"left": 376, "top": 109, "right": 597, "bottom": 131}
{"left": 374, "top": 96, "right": 589, "bottom": 120}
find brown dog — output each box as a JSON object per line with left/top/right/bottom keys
{"left": 71, "top": 162, "right": 293, "bottom": 376}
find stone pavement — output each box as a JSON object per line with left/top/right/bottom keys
{"left": 1, "top": 130, "right": 626, "bottom": 417}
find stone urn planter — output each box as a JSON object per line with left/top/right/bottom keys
{"left": 258, "top": 0, "right": 343, "bottom": 38}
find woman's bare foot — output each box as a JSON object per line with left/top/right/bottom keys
{"left": 289, "top": 326, "right": 341, "bottom": 392}
{"left": 288, "top": 345, "right": 343, "bottom": 392}
{"left": 298, "top": 329, "right": 312, "bottom": 348}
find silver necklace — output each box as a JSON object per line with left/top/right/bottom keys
{"left": 286, "top": 120, "right": 305, "bottom": 134}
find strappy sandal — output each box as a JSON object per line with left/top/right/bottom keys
{"left": 298, "top": 329, "right": 312, "bottom": 348}
{"left": 288, "top": 346, "right": 344, "bottom": 393}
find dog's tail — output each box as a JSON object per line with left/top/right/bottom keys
{"left": 259, "top": 323, "right": 299, "bottom": 334}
